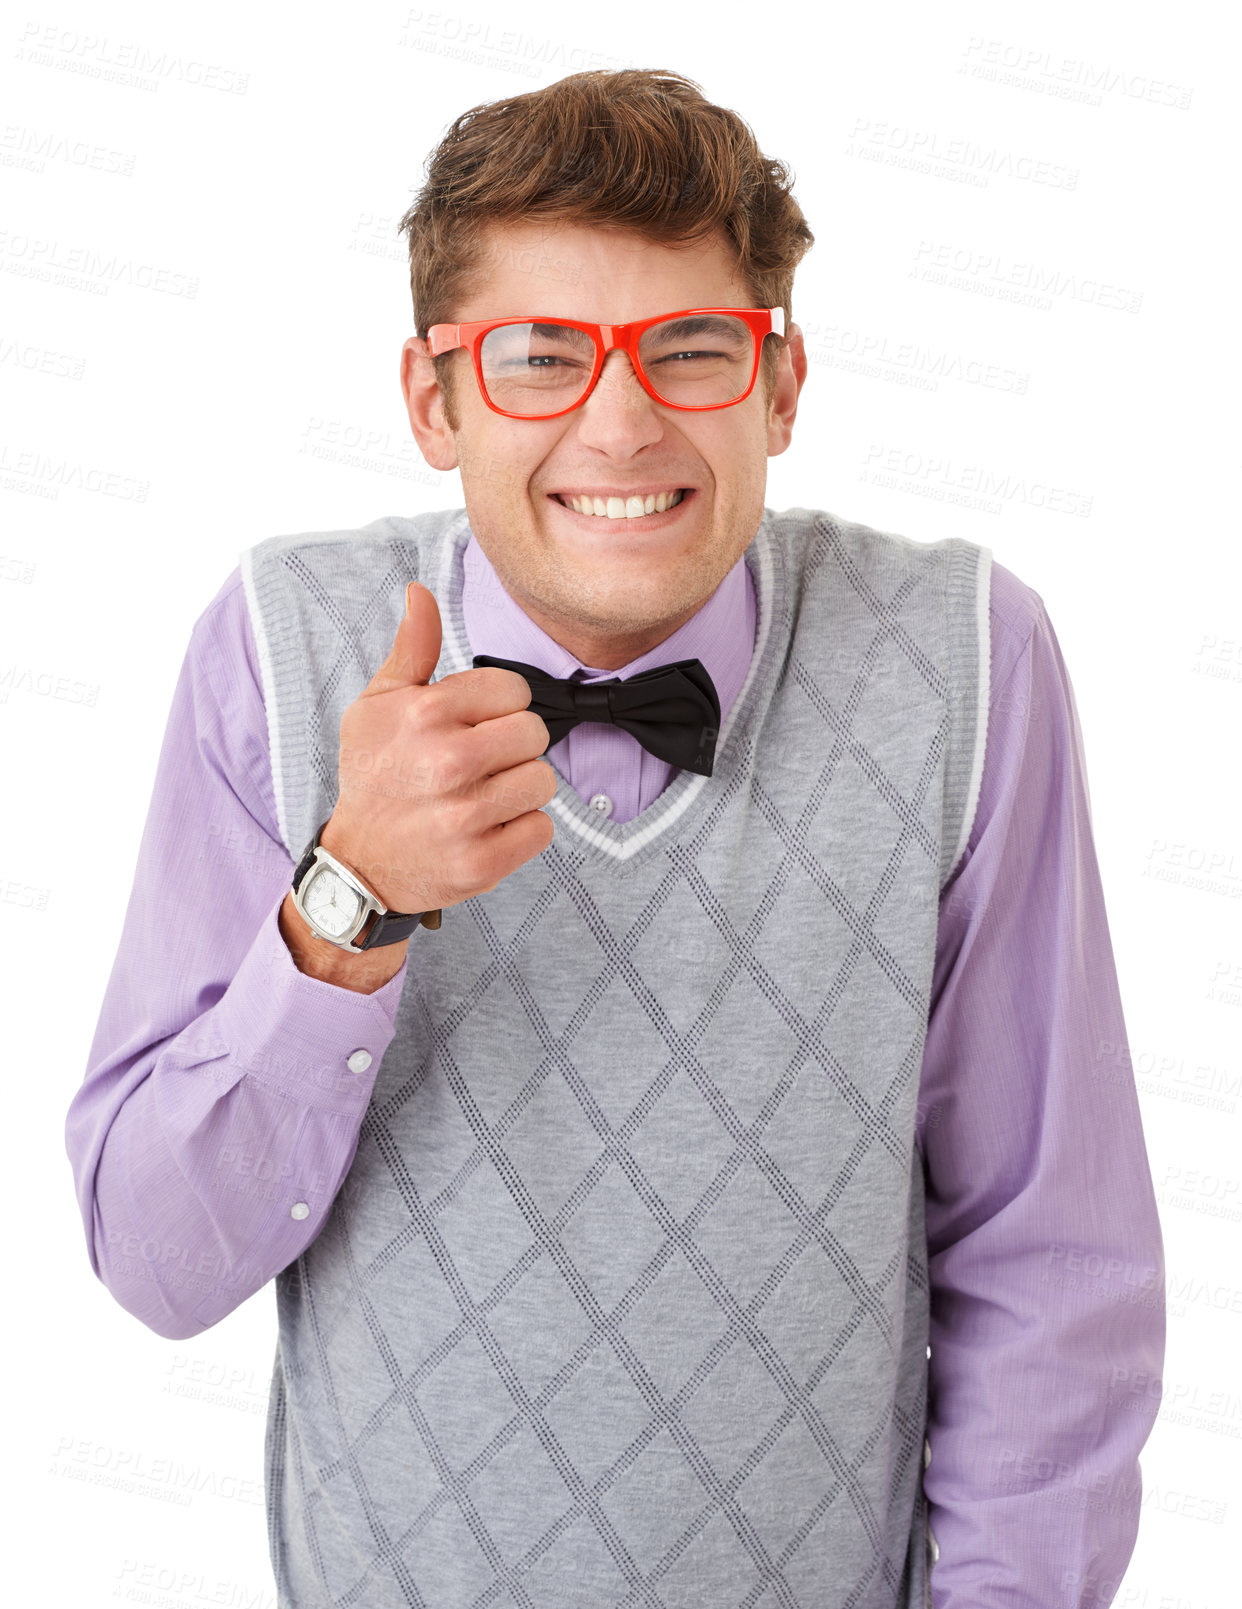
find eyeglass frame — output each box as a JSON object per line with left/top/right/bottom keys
{"left": 425, "top": 306, "right": 787, "bottom": 420}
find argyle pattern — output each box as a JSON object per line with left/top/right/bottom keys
{"left": 240, "top": 505, "right": 989, "bottom": 1609}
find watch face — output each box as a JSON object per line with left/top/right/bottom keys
{"left": 304, "top": 864, "right": 363, "bottom": 938}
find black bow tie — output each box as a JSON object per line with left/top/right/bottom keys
{"left": 471, "top": 654, "right": 721, "bottom": 776}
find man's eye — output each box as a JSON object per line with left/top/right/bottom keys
{"left": 490, "top": 354, "right": 569, "bottom": 371}
{"left": 653, "top": 349, "right": 726, "bottom": 363}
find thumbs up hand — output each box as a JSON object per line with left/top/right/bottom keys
{"left": 320, "top": 582, "right": 558, "bottom": 924}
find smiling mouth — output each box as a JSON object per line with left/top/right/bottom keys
{"left": 550, "top": 489, "right": 690, "bottom": 520}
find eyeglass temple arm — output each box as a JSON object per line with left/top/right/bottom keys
{"left": 426, "top": 326, "right": 460, "bottom": 356}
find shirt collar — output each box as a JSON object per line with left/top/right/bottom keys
{"left": 460, "top": 530, "right": 756, "bottom": 721}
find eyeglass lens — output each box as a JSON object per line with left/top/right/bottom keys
{"left": 478, "top": 315, "right": 757, "bottom": 416}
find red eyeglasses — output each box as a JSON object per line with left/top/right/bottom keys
{"left": 426, "top": 306, "right": 786, "bottom": 419}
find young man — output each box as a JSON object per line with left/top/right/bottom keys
{"left": 66, "top": 68, "right": 1164, "bottom": 1609}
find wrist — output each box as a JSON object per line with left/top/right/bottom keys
{"left": 278, "top": 890, "right": 408, "bottom": 995}
{"left": 291, "top": 814, "right": 434, "bottom": 956}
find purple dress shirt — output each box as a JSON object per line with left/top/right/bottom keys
{"left": 64, "top": 528, "right": 1165, "bottom": 1608}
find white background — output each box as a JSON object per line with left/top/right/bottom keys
{"left": 3, "top": 1, "right": 1238, "bottom": 1604}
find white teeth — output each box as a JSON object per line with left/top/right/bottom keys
{"left": 564, "top": 489, "right": 685, "bottom": 518}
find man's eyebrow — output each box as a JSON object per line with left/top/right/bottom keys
{"left": 528, "top": 321, "right": 591, "bottom": 337}
{"left": 482, "top": 320, "right": 591, "bottom": 339}
{"left": 654, "top": 315, "right": 749, "bottom": 338}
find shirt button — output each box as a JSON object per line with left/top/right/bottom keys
{"left": 588, "top": 792, "right": 613, "bottom": 817}
{"left": 291, "top": 1202, "right": 310, "bottom": 1220}
{"left": 346, "top": 1048, "right": 372, "bottom": 1073}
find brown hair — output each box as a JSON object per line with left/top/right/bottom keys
{"left": 397, "top": 68, "right": 814, "bottom": 429}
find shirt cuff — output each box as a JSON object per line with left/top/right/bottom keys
{"left": 205, "top": 886, "right": 409, "bottom": 1111}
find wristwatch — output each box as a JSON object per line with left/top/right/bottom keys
{"left": 290, "top": 818, "right": 441, "bottom": 951}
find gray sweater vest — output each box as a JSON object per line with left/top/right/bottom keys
{"left": 240, "top": 504, "right": 991, "bottom": 1609}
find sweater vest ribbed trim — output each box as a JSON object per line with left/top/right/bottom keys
{"left": 239, "top": 505, "right": 991, "bottom": 1609}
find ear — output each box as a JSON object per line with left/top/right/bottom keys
{"left": 766, "top": 323, "right": 808, "bottom": 458}
{"left": 400, "top": 337, "right": 459, "bottom": 471}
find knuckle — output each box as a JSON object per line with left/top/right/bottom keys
{"left": 434, "top": 737, "right": 466, "bottom": 789}
{"left": 401, "top": 694, "right": 435, "bottom": 736}
{"left": 444, "top": 794, "right": 478, "bottom": 834}
{"left": 463, "top": 772, "right": 500, "bottom": 809}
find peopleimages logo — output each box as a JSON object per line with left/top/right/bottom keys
{"left": 0, "top": 662, "right": 100, "bottom": 705}
{"left": 0, "top": 444, "right": 148, "bottom": 501}
{"left": 0, "top": 123, "right": 136, "bottom": 176}
{"left": 398, "top": 8, "right": 625, "bottom": 77}
{"left": 911, "top": 240, "right": 1143, "bottom": 313}
{"left": 858, "top": 443, "right": 1092, "bottom": 519}
{"left": 14, "top": 23, "right": 250, "bottom": 94}
{"left": 845, "top": 118, "right": 1080, "bottom": 190}
{"left": 802, "top": 319, "right": 1030, "bottom": 396}
{"left": 0, "top": 229, "right": 198, "bottom": 297}
{"left": 959, "top": 35, "right": 1193, "bottom": 110}
{"left": 0, "top": 337, "right": 86, "bottom": 380}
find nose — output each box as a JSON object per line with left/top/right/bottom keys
{"left": 572, "top": 347, "right": 665, "bottom": 453}
{"left": 591, "top": 347, "right": 642, "bottom": 395}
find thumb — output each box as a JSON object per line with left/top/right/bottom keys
{"left": 360, "top": 581, "right": 442, "bottom": 697}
